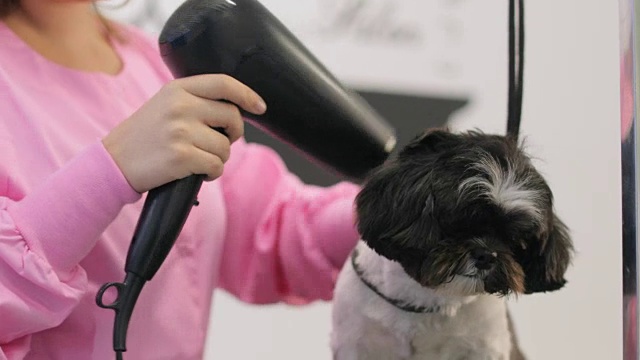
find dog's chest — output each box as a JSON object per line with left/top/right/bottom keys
{"left": 407, "top": 296, "right": 512, "bottom": 359}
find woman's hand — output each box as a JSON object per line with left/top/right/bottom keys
{"left": 103, "top": 74, "right": 266, "bottom": 193}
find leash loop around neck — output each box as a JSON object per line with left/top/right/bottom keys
{"left": 350, "top": 249, "right": 442, "bottom": 314}
{"left": 507, "top": 0, "right": 525, "bottom": 140}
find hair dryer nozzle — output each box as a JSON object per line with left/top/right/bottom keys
{"left": 159, "top": 0, "right": 397, "bottom": 182}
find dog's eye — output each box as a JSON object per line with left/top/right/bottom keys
{"left": 510, "top": 237, "right": 528, "bottom": 250}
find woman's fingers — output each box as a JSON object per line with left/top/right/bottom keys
{"left": 174, "top": 74, "right": 267, "bottom": 115}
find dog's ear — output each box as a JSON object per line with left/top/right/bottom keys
{"left": 355, "top": 161, "right": 440, "bottom": 262}
{"left": 521, "top": 213, "right": 573, "bottom": 293}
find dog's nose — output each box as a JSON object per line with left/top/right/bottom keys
{"left": 471, "top": 249, "right": 498, "bottom": 270}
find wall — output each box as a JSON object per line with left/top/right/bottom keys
{"left": 101, "top": 1, "right": 623, "bottom": 359}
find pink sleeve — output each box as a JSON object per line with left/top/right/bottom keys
{"left": 0, "top": 142, "right": 140, "bottom": 346}
{"left": 218, "top": 139, "right": 360, "bottom": 304}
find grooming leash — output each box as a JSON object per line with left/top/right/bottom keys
{"left": 507, "top": 0, "right": 525, "bottom": 140}
{"left": 350, "top": 248, "right": 442, "bottom": 314}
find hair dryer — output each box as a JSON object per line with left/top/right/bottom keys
{"left": 96, "top": 0, "right": 397, "bottom": 357}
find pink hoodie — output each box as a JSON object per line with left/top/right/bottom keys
{"left": 0, "top": 22, "right": 359, "bottom": 359}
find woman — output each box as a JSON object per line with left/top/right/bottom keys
{"left": 0, "top": 1, "right": 360, "bottom": 358}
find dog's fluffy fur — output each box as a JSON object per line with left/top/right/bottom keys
{"left": 331, "top": 129, "right": 573, "bottom": 360}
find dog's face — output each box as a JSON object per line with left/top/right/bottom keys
{"left": 356, "top": 129, "right": 573, "bottom": 296}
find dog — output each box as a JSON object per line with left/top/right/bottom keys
{"left": 331, "top": 129, "right": 573, "bottom": 360}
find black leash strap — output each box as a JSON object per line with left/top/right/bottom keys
{"left": 351, "top": 249, "right": 442, "bottom": 314}
{"left": 507, "top": 0, "right": 525, "bottom": 140}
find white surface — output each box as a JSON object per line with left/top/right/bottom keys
{"left": 102, "top": 1, "right": 623, "bottom": 359}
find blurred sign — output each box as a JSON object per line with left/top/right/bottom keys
{"left": 100, "top": 0, "right": 506, "bottom": 99}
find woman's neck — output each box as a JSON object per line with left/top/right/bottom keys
{"left": 2, "top": 1, "right": 123, "bottom": 75}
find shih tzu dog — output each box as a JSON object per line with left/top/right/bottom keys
{"left": 331, "top": 129, "right": 573, "bottom": 360}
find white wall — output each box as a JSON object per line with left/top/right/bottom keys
{"left": 103, "top": 1, "right": 623, "bottom": 359}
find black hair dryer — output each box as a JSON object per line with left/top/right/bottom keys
{"left": 96, "top": 0, "right": 397, "bottom": 357}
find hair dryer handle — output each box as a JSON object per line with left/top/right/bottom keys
{"left": 126, "top": 127, "right": 225, "bottom": 279}
{"left": 95, "top": 174, "right": 204, "bottom": 353}
{"left": 125, "top": 174, "right": 205, "bottom": 279}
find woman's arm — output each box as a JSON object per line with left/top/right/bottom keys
{"left": 0, "top": 142, "right": 140, "bottom": 347}
{"left": 218, "top": 139, "right": 360, "bottom": 305}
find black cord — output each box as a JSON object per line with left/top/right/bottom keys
{"left": 116, "top": 351, "right": 123, "bottom": 360}
{"left": 515, "top": 0, "right": 525, "bottom": 127}
{"left": 507, "top": 0, "right": 525, "bottom": 140}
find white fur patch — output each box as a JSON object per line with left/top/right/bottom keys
{"left": 436, "top": 275, "right": 485, "bottom": 296}
{"left": 459, "top": 152, "right": 544, "bottom": 222}
{"left": 331, "top": 242, "right": 513, "bottom": 359}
